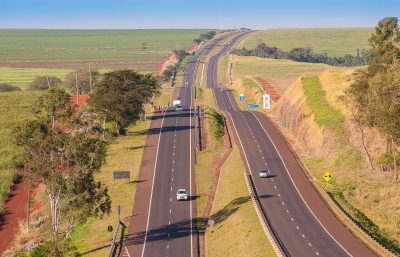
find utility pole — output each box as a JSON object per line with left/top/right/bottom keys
{"left": 76, "top": 71, "right": 79, "bottom": 106}
{"left": 89, "top": 63, "right": 92, "bottom": 92}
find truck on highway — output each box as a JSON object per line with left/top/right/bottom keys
{"left": 173, "top": 100, "right": 181, "bottom": 106}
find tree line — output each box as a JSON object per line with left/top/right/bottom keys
{"left": 339, "top": 17, "right": 400, "bottom": 173}
{"left": 230, "top": 41, "right": 371, "bottom": 67}
{"left": 193, "top": 30, "right": 217, "bottom": 45}
{"left": 13, "top": 69, "right": 160, "bottom": 255}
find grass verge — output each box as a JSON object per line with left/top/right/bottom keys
{"left": 206, "top": 146, "right": 276, "bottom": 256}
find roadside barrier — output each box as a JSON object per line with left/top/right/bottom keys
{"left": 321, "top": 187, "right": 397, "bottom": 257}
{"left": 107, "top": 221, "right": 121, "bottom": 257}
{"left": 243, "top": 172, "right": 288, "bottom": 257}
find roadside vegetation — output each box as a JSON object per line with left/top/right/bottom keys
{"left": 206, "top": 146, "right": 276, "bottom": 257}
{"left": 0, "top": 91, "right": 43, "bottom": 214}
{"left": 272, "top": 17, "right": 400, "bottom": 255}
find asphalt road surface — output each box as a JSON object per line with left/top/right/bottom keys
{"left": 208, "top": 40, "right": 379, "bottom": 256}
{"left": 125, "top": 32, "right": 243, "bottom": 257}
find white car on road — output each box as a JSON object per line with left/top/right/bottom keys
{"left": 177, "top": 189, "right": 188, "bottom": 201}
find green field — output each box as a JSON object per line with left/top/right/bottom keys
{"left": 0, "top": 29, "right": 210, "bottom": 70}
{"left": 242, "top": 28, "right": 373, "bottom": 57}
{"left": 0, "top": 67, "right": 72, "bottom": 90}
{"left": 0, "top": 91, "right": 43, "bottom": 214}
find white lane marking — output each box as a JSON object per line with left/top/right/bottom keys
{"left": 302, "top": 235, "right": 305, "bottom": 237}
{"left": 250, "top": 112, "right": 353, "bottom": 256}
{"left": 296, "top": 226, "right": 299, "bottom": 229}
{"left": 124, "top": 246, "right": 131, "bottom": 257}
{"left": 170, "top": 209, "right": 171, "bottom": 213}
{"left": 282, "top": 202, "right": 284, "bottom": 205}
{"left": 169, "top": 221, "right": 171, "bottom": 225}
{"left": 167, "top": 245, "right": 169, "bottom": 249}
{"left": 316, "top": 252, "right": 319, "bottom": 255}
{"left": 274, "top": 186, "right": 276, "bottom": 189}
{"left": 291, "top": 218, "right": 294, "bottom": 221}
{"left": 170, "top": 198, "right": 172, "bottom": 201}
{"left": 172, "top": 177, "right": 173, "bottom": 181}
{"left": 171, "top": 187, "right": 172, "bottom": 191}
{"left": 141, "top": 107, "right": 167, "bottom": 257}
{"left": 286, "top": 210, "right": 289, "bottom": 213}
{"left": 278, "top": 194, "right": 280, "bottom": 196}
{"left": 309, "top": 243, "right": 312, "bottom": 246}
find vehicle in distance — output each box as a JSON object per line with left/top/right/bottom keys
{"left": 173, "top": 100, "right": 181, "bottom": 106}
{"left": 176, "top": 105, "right": 182, "bottom": 111}
{"left": 177, "top": 189, "right": 188, "bottom": 201}
{"left": 259, "top": 169, "right": 268, "bottom": 178}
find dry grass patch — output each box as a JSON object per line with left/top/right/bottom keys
{"left": 206, "top": 146, "right": 276, "bottom": 257}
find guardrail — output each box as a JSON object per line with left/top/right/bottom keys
{"left": 107, "top": 221, "right": 121, "bottom": 257}
{"left": 321, "top": 187, "right": 397, "bottom": 257}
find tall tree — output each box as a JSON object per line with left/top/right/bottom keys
{"left": 27, "top": 75, "right": 62, "bottom": 91}
{"left": 368, "top": 17, "right": 400, "bottom": 65}
{"left": 33, "top": 87, "right": 74, "bottom": 127}
{"left": 14, "top": 87, "right": 110, "bottom": 239}
{"left": 87, "top": 69, "right": 161, "bottom": 136}
{"left": 64, "top": 69, "right": 100, "bottom": 94}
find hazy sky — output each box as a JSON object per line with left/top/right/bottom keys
{"left": 0, "top": 0, "right": 398, "bottom": 29}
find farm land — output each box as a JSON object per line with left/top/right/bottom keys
{"left": 1, "top": 27, "right": 386, "bottom": 255}
{"left": 0, "top": 29, "right": 210, "bottom": 89}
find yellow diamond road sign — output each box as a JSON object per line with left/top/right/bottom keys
{"left": 323, "top": 172, "right": 332, "bottom": 182}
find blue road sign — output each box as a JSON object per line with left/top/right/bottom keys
{"left": 247, "top": 104, "right": 259, "bottom": 108}
{"left": 240, "top": 94, "right": 244, "bottom": 101}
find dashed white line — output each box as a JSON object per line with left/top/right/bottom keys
{"left": 291, "top": 218, "right": 294, "bottom": 221}
{"left": 308, "top": 243, "right": 312, "bottom": 246}
{"left": 282, "top": 202, "right": 285, "bottom": 205}
{"left": 302, "top": 235, "right": 305, "bottom": 237}
{"left": 170, "top": 210, "right": 171, "bottom": 213}
{"left": 296, "top": 226, "right": 299, "bottom": 229}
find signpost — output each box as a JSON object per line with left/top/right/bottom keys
{"left": 113, "top": 171, "right": 130, "bottom": 183}
{"left": 239, "top": 94, "right": 244, "bottom": 101}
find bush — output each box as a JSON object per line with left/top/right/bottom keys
{"left": 31, "top": 239, "right": 81, "bottom": 257}
{"left": 27, "top": 76, "right": 62, "bottom": 91}
{"left": 0, "top": 83, "right": 21, "bottom": 92}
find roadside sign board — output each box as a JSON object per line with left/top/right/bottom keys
{"left": 323, "top": 172, "right": 332, "bottom": 182}
{"left": 114, "top": 171, "right": 130, "bottom": 183}
{"left": 240, "top": 94, "right": 244, "bottom": 101}
{"left": 247, "top": 104, "right": 258, "bottom": 109}
{"left": 263, "top": 94, "right": 270, "bottom": 110}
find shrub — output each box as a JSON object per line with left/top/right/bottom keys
{"left": 0, "top": 83, "right": 21, "bottom": 92}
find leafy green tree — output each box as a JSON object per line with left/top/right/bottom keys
{"left": 87, "top": 69, "right": 161, "bottom": 136}
{"left": 33, "top": 87, "right": 74, "bottom": 127}
{"left": 64, "top": 69, "right": 100, "bottom": 94}
{"left": 13, "top": 87, "right": 111, "bottom": 239}
{"left": 27, "top": 75, "right": 62, "bottom": 91}
{"left": 368, "top": 17, "right": 400, "bottom": 65}
{"left": 0, "top": 83, "right": 21, "bottom": 92}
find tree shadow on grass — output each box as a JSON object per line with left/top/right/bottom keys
{"left": 210, "top": 196, "right": 251, "bottom": 224}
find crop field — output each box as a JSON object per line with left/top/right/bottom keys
{"left": 231, "top": 55, "right": 345, "bottom": 93}
{"left": 0, "top": 67, "right": 72, "bottom": 90}
{"left": 0, "top": 29, "right": 210, "bottom": 71}
{"left": 242, "top": 28, "right": 374, "bottom": 57}
{"left": 0, "top": 91, "right": 43, "bottom": 214}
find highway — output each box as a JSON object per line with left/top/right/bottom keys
{"left": 208, "top": 38, "right": 379, "bottom": 256}
{"left": 125, "top": 32, "right": 242, "bottom": 257}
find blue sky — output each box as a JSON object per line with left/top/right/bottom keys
{"left": 0, "top": 0, "right": 398, "bottom": 29}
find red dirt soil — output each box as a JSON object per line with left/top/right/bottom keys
{"left": 0, "top": 178, "right": 28, "bottom": 255}
{"left": 253, "top": 77, "right": 281, "bottom": 102}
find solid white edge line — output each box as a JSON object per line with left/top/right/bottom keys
{"left": 250, "top": 112, "right": 352, "bottom": 257}
{"left": 125, "top": 246, "right": 131, "bottom": 257}
{"left": 141, "top": 107, "right": 167, "bottom": 257}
